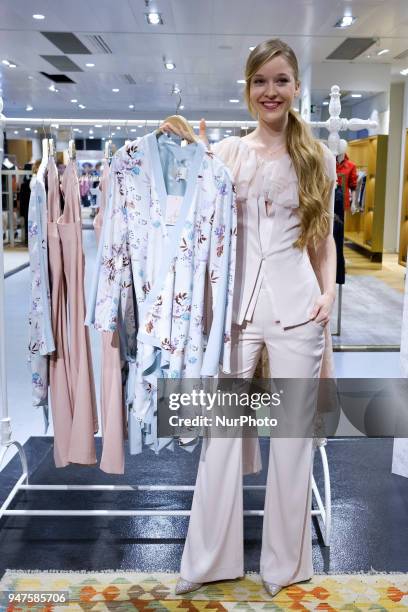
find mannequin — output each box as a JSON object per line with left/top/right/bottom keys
{"left": 336, "top": 139, "right": 357, "bottom": 210}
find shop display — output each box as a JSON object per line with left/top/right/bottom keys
{"left": 398, "top": 129, "right": 408, "bottom": 266}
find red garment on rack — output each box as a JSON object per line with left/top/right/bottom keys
{"left": 336, "top": 154, "right": 357, "bottom": 210}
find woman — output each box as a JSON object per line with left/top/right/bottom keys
{"left": 163, "top": 38, "right": 337, "bottom": 598}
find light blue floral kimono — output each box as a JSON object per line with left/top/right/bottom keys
{"left": 27, "top": 171, "right": 55, "bottom": 425}
{"left": 86, "top": 132, "right": 237, "bottom": 453}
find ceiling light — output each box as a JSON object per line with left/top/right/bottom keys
{"left": 26, "top": 105, "right": 33, "bottom": 111}
{"left": 131, "top": 128, "right": 137, "bottom": 132}
{"left": 14, "top": 130, "right": 18, "bottom": 134}
{"left": 179, "top": 105, "right": 184, "bottom": 110}
{"left": 25, "top": 127, "right": 31, "bottom": 131}
{"left": 138, "top": 125, "right": 143, "bottom": 128}
{"left": 377, "top": 49, "right": 389, "bottom": 56}
{"left": 112, "top": 88, "right": 120, "bottom": 92}
{"left": 128, "top": 104, "right": 134, "bottom": 109}
{"left": 94, "top": 124, "right": 102, "bottom": 128}
{"left": 78, "top": 103, "right": 86, "bottom": 109}
{"left": 102, "top": 137, "right": 106, "bottom": 141}
{"left": 86, "top": 63, "right": 95, "bottom": 67}
{"left": 400, "top": 68, "right": 408, "bottom": 76}
{"left": 73, "top": 128, "right": 81, "bottom": 132}
{"left": 165, "top": 61, "right": 176, "bottom": 70}
{"left": 323, "top": 101, "right": 329, "bottom": 106}
{"left": 249, "top": 46, "right": 255, "bottom": 51}
{"left": 237, "top": 79, "right": 246, "bottom": 84}
{"left": 116, "top": 126, "right": 121, "bottom": 130}
{"left": 89, "top": 129, "right": 94, "bottom": 134}
{"left": 8, "top": 63, "right": 17, "bottom": 68}
{"left": 351, "top": 93, "right": 362, "bottom": 98}
{"left": 34, "top": 129, "right": 38, "bottom": 133}
{"left": 89, "top": 136, "right": 94, "bottom": 139}
{"left": 28, "top": 75, "right": 33, "bottom": 79}
{"left": 146, "top": 12, "right": 163, "bottom": 25}
{"left": 32, "top": 14, "right": 45, "bottom": 20}
{"left": 70, "top": 98, "right": 78, "bottom": 103}
{"left": 2, "top": 60, "right": 10, "bottom": 65}
{"left": 225, "top": 130, "right": 232, "bottom": 133}
{"left": 334, "top": 15, "right": 356, "bottom": 28}
{"left": 48, "top": 84, "right": 58, "bottom": 92}
{"left": 51, "top": 123, "right": 59, "bottom": 128}
{"left": 229, "top": 99, "right": 240, "bottom": 103}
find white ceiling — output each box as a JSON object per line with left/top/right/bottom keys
{"left": 0, "top": 0, "right": 407, "bottom": 124}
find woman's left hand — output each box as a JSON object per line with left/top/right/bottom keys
{"left": 309, "top": 291, "right": 336, "bottom": 327}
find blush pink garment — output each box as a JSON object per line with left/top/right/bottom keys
{"left": 94, "top": 160, "right": 127, "bottom": 474}
{"left": 46, "top": 158, "right": 74, "bottom": 467}
{"left": 59, "top": 160, "right": 98, "bottom": 465}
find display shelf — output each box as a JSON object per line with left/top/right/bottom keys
{"left": 344, "top": 135, "right": 388, "bottom": 263}
{"left": 398, "top": 129, "right": 408, "bottom": 266}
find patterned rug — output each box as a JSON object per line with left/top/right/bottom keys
{"left": 1, "top": 571, "right": 408, "bottom": 611}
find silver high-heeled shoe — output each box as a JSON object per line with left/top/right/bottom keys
{"left": 262, "top": 580, "right": 282, "bottom": 597}
{"left": 175, "top": 577, "right": 203, "bottom": 595}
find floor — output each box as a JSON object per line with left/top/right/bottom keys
{"left": 0, "top": 436, "right": 407, "bottom": 577}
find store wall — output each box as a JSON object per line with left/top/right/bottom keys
{"left": 6, "top": 140, "right": 33, "bottom": 167}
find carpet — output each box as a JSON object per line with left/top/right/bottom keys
{"left": 1, "top": 571, "right": 408, "bottom": 611}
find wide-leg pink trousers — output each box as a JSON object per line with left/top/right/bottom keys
{"left": 180, "top": 280, "right": 325, "bottom": 586}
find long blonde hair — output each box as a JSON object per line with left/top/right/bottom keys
{"left": 244, "top": 39, "right": 332, "bottom": 249}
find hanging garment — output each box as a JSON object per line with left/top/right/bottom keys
{"left": 47, "top": 158, "right": 75, "bottom": 467}
{"left": 94, "top": 159, "right": 127, "bottom": 475}
{"left": 19, "top": 171, "right": 31, "bottom": 245}
{"left": 336, "top": 153, "right": 357, "bottom": 210}
{"left": 59, "top": 160, "right": 98, "bottom": 463}
{"left": 334, "top": 185, "right": 345, "bottom": 284}
{"left": 86, "top": 132, "right": 236, "bottom": 453}
{"left": 27, "top": 171, "right": 55, "bottom": 420}
{"left": 350, "top": 170, "right": 367, "bottom": 214}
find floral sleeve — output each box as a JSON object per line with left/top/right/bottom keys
{"left": 201, "top": 166, "right": 237, "bottom": 375}
{"left": 94, "top": 157, "right": 132, "bottom": 332}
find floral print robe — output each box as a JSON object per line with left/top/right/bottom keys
{"left": 86, "top": 132, "right": 237, "bottom": 452}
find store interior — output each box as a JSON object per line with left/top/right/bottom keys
{"left": 0, "top": 0, "right": 408, "bottom": 607}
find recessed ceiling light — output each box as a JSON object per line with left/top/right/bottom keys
{"left": 400, "top": 68, "right": 408, "bottom": 76}
{"left": 116, "top": 126, "right": 121, "bottom": 130}
{"left": 89, "top": 136, "right": 94, "bottom": 139}
{"left": 165, "top": 61, "right": 176, "bottom": 70}
{"left": 146, "top": 12, "right": 163, "bottom": 25}
{"left": 26, "top": 105, "right": 33, "bottom": 111}
{"left": 179, "top": 105, "right": 185, "bottom": 110}
{"left": 323, "top": 101, "right": 329, "bottom": 106}
{"left": 128, "top": 104, "right": 134, "bottom": 109}
{"left": 32, "top": 14, "right": 45, "bottom": 19}
{"left": 249, "top": 46, "right": 255, "bottom": 51}
{"left": 34, "top": 129, "right": 38, "bottom": 133}
{"left": 8, "top": 63, "right": 17, "bottom": 68}
{"left": 73, "top": 128, "right": 81, "bottom": 132}
{"left": 94, "top": 124, "right": 102, "bottom": 128}
{"left": 28, "top": 75, "right": 34, "bottom": 79}
{"left": 102, "top": 137, "right": 106, "bottom": 140}
{"left": 112, "top": 88, "right": 120, "bottom": 92}
{"left": 131, "top": 128, "right": 137, "bottom": 132}
{"left": 86, "top": 63, "right": 95, "bottom": 67}
{"left": 70, "top": 98, "right": 78, "bottom": 103}
{"left": 229, "top": 99, "right": 240, "bottom": 103}
{"left": 351, "top": 93, "right": 362, "bottom": 98}
{"left": 2, "top": 60, "right": 10, "bottom": 65}
{"left": 78, "top": 103, "right": 86, "bottom": 109}
{"left": 138, "top": 125, "right": 143, "bottom": 128}
{"left": 14, "top": 130, "right": 18, "bottom": 134}
{"left": 25, "top": 127, "right": 31, "bottom": 131}
{"left": 237, "top": 79, "right": 246, "bottom": 84}
{"left": 334, "top": 15, "right": 356, "bottom": 28}
{"left": 89, "top": 129, "right": 94, "bottom": 134}
{"left": 225, "top": 130, "right": 232, "bottom": 133}
{"left": 377, "top": 49, "right": 389, "bottom": 56}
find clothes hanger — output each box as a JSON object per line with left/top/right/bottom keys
{"left": 156, "top": 115, "right": 198, "bottom": 144}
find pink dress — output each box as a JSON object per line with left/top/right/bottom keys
{"left": 94, "top": 160, "right": 127, "bottom": 474}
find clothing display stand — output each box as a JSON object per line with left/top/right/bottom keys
{"left": 1, "top": 86, "right": 377, "bottom": 548}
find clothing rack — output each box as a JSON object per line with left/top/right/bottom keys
{"left": 0, "top": 86, "right": 379, "bottom": 547}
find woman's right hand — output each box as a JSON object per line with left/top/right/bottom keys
{"left": 158, "top": 117, "right": 209, "bottom": 146}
